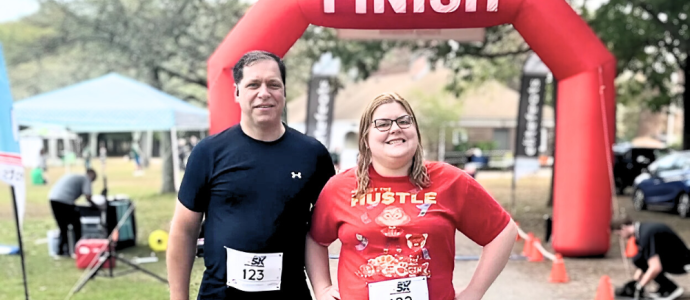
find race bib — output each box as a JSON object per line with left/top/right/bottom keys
{"left": 368, "top": 276, "right": 429, "bottom": 300}
{"left": 225, "top": 247, "right": 283, "bottom": 292}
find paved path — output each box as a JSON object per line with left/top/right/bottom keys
{"left": 322, "top": 232, "right": 690, "bottom": 299}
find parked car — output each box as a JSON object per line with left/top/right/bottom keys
{"left": 632, "top": 151, "right": 690, "bottom": 218}
{"left": 613, "top": 143, "right": 668, "bottom": 195}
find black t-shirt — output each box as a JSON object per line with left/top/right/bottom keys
{"left": 178, "top": 124, "right": 335, "bottom": 300}
{"left": 636, "top": 222, "right": 690, "bottom": 272}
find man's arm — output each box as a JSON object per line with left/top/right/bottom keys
{"left": 636, "top": 255, "right": 662, "bottom": 290}
{"left": 633, "top": 268, "right": 643, "bottom": 281}
{"left": 83, "top": 194, "right": 108, "bottom": 212}
{"left": 456, "top": 220, "right": 517, "bottom": 300}
{"left": 82, "top": 178, "right": 97, "bottom": 208}
{"left": 83, "top": 194, "right": 96, "bottom": 207}
{"left": 167, "top": 201, "right": 203, "bottom": 300}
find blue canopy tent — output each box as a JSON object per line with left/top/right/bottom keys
{"left": 13, "top": 73, "right": 209, "bottom": 189}
{"left": 13, "top": 73, "right": 208, "bottom": 132}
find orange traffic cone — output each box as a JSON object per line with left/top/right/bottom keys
{"left": 522, "top": 233, "right": 534, "bottom": 256}
{"left": 594, "top": 275, "right": 614, "bottom": 300}
{"left": 625, "top": 236, "right": 638, "bottom": 258}
{"left": 528, "top": 238, "right": 544, "bottom": 262}
{"left": 548, "top": 254, "right": 569, "bottom": 283}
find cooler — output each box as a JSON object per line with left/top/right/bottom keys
{"left": 75, "top": 239, "right": 115, "bottom": 269}
{"left": 77, "top": 196, "right": 137, "bottom": 250}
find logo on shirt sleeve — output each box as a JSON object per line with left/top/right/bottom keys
{"left": 291, "top": 172, "right": 301, "bottom": 179}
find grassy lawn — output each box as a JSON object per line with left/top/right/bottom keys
{"left": 0, "top": 158, "right": 558, "bottom": 300}
{"left": 0, "top": 158, "right": 206, "bottom": 300}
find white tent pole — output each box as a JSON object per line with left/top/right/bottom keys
{"left": 170, "top": 127, "right": 181, "bottom": 192}
{"left": 63, "top": 132, "right": 70, "bottom": 174}
{"left": 49, "top": 138, "right": 58, "bottom": 165}
{"left": 145, "top": 130, "right": 153, "bottom": 166}
{"left": 89, "top": 132, "right": 98, "bottom": 157}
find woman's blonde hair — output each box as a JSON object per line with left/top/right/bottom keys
{"left": 354, "top": 92, "right": 430, "bottom": 199}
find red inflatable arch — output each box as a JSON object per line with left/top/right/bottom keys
{"left": 207, "top": 0, "right": 617, "bottom": 257}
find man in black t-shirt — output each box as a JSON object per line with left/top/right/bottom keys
{"left": 611, "top": 217, "right": 690, "bottom": 300}
{"left": 167, "top": 51, "right": 335, "bottom": 300}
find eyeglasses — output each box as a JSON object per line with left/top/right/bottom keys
{"left": 372, "top": 115, "right": 414, "bottom": 132}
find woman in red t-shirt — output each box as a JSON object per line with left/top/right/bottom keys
{"left": 306, "top": 92, "right": 517, "bottom": 300}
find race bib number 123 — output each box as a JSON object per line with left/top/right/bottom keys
{"left": 225, "top": 247, "right": 283, "bottom": 292}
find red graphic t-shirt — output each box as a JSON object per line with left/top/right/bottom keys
{"left": 310, "top": 162, "right": 511, "bottom": 300}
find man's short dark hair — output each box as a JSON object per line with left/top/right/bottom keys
{"left": 610, "top": 216, "right": 633, "bottom": 231}
{"left": 86, "top": 169, "right": 97, "bottom": 181}
{"left": 232, "top": 50, "right": 286, "bottom": 90}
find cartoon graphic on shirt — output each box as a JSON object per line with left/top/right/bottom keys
{"left": 416, "top": 203, "right": 431, "bottom": 217}
{"left": 375, "top": 206, "right": 411, "bottom": 238}
{"left": 375, "top": 206, "right": 411, "bottom": 255}
{"left": 360, "top": 212, "right": 372, "bottom": 224}
{"left": 356, "top": 253, "right": 431, "bottom": 279}
{"left": 355, "top": 205, "right": 432, "bottom": 280}
{"left": 406, "top": 233, "right": 427, "bottom": 250}
{"left": 407, "top": 233, "right": 432, "bottom": 260}
{"left": 356, "top": 234, "right": 369, "bottom": 251}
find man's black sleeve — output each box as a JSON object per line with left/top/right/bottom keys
{"left": 178, "top": 139, "right": 212, "bottom": 213}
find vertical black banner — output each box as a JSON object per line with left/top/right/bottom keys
{"left": 304, "top": 76, "right": 337, "bottom": 148}
{"left": 515, "top": 75, "right": 547, "bottom": 158}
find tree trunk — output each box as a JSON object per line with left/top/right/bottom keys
{"left": 149, "top": 67, "right": 176, "bottom": 194}
{"left": 683, "top": 59, "right": 690, "bottom": 150}
{"left": 160, "top": 131, "right": 176, "bottom": 194}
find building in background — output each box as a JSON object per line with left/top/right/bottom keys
{"left": 288, "top": 56, "right": 554, "bottom": 171}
